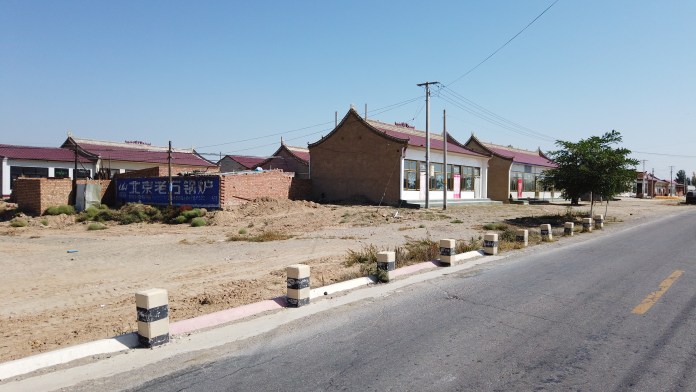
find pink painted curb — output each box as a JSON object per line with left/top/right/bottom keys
{"left": 170, "top": 298, "right": 286, "bottom": 335}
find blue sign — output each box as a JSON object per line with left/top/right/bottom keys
{"left": 116, "top": 176, "right": 220, "bottom": 208}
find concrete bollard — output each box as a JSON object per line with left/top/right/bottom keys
{"left": 483, "top": 233, "right": 498, "bottom": 255}
{"left": 376, "top": 251, "right": 396, "bottom": 282}
{"left": 564, "top": 222, "right": 574, "bottom": 236}
{"left": 594, "top": 214, "right": 604, "bottom": 230}
{"left": 516, "top": 229, "right": 528, "bottom": 247}
{"left": 135, "top": 288, "right": 169, "bottom": 348}
{"left": 582, "top": 218, "right": 593, "bottom": 232}
{"left": 540, "top": 224, "right": 552, "bottom": 241}
{"left": 439, "top": 239, "right": 456, "bottom": 266}
{"left": 287, "top": 264, "right": 310, "bottom": 307}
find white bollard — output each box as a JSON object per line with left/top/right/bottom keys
{"left": 540, "top": 224, "right": 552, "bottom": 241}
{"left": 516, "top": 229, "right": 528, "bottom": 247}
{"left": 594, "top": 214, "right": 604, "bottom": 230}
{"left": 287, "top": 264, "right": 310, "bottom": 307}
{"left": 582, "top": 218, "right": 593, "bottom": 232}
{"left": 483, "top": 233, "right": 498, "bottom": 255}
{"left": 439, "top": 239, "right": 456, "bottom": 266}
{"left": 564, "top": 222, "right": 574, "bottom": 236}
{"left": 135, "top": 288, "right": 169, "bottom": 348}
{"left": 376, "top": 251, "right": 396, "bottom": 282}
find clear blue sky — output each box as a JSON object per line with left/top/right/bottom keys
{"left": 2, "top": 1, "right": 694, "bottom": 180}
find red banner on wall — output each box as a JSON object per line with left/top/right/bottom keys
{"left": 517, "top": 178, "right": 523, "bottom": 198}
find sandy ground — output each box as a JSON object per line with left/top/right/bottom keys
{"left": 0, "top": 197, "right": 688, "bottom": 362}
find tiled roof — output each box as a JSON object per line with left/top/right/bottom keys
{"left": 0, "top": 144, "right": 94, "bottom": 163}
{"left": 223, "top": 155, "right": 266, "bottom": 169}
{"left": 367, "top": 120, "right": 488, "bottom": 157}
{"left": 62, "top": 137, "right": 213, "bottom": 167}
{"left": 483, "top": 143, "right": 556, "bottom": 167}
{"left": 285, "top": 145, "right": 310, "bottom": 163}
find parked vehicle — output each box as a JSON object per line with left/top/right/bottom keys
{"left": 686, "top": 191, "right": 696, "bottom": 205}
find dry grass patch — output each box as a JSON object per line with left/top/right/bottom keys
{"left": 227, "top": 230, "right": 294, "bottom": 242}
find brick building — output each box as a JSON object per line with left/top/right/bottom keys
{"left": 1, "top": 144, "right": 96, "bottom": 199}
{"left": 256, "top": 141, "right": 310, "bottom": 179}
{"left": 309, "top": 108, "right": 490, "bottom": 205}
{"left": 218, "top": 155, "right": 266, "bottom": 173}
{"left": 464, "top": 135, "right": 557, "bottom": 202}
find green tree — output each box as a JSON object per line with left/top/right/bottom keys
{"left": 675, "top": 169, "right": 686, "bottom": 185}
{"left": 542, "top": 131, "right": 639, "bottom": 216}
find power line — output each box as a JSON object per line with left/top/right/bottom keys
{"left": 446, "top": 0, "right": 561, "bottom": 87}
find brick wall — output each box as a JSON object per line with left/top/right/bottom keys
{"left": 220, "top": 171, "right": 311, "bottom": 205}
{"left": 115, "top": 165, "right": 220, "bottom": 179}
{"left": 14, "top": 178, "right": 114, "bottom": 215}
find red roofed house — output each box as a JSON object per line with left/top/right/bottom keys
{"left": 256, "top": 140, "right": 310, "bottom": 179}
{"left": 218, "top": 155, "right": 266, "bottom": 173}
{"left": 1, "top": 144, "right": 97, "bottom": 198}
{"left": 60, "top": 135, "right": 217, "bottom": 179}
{"left": 308, "top": 108, "right": 491, "bottom": 205}
{"left": 464, "top": 135, "right": 557, "bottom": 202}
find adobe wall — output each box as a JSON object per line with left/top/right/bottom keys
{"left": 487, "top": 157, "right": 513, "bottom": 202}
{"left": 309, "top": 114, "right": 405, "bottom": 205}
{"left": 259, "top": 149, "right": 310, "bottom": 179}
{"left": 220, "top": 171, "right": 311, "bottom": 205}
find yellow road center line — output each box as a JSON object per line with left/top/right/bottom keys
{"left": 632, "top": 270, "right": 684, "bottom": 315}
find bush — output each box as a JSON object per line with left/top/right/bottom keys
{"left": 77, "top": 205, "right": 119, "bottom": 223}
{"left": 40, "top": 219, "right": 48, "bottom": 226}
{"left": 119, "top": 203, "right": 162, "bottom": 224}
{"left": 87, "top": 223, "right": 107, "bottom": 231}
{"left": 238, "top": 228, "right": 247, "bottom": 235}
{"left": 483, "top": 222, "right": 508, "bottom": 231}
{"left": 190, "top": 217, "right": 206, "bottom": 227}
{"left": 227, "top": 231, "right": 293, "bottom": 242}
{"left": 344, "top": 244, "right": 379, "bottom": 267}
{"left": 182, "top": 209, "right": 202, "bottom": 220}
{"left": 44, "top": 205, "right": 75, "bottom": 216}
{"left": 173, "top": 215, "right": 188, "bottom": 224}
{"left": 10, "top": 218, "right": 28, "bottom": 227}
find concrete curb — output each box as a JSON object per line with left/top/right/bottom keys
{"left": 0, "top": 250, "right": 483, "bottom": 381}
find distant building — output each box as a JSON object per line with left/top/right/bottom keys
{"left": 256, "top": 141, "right": 310, "bottom": 179}
{"left": 309, "top": 108, "right": 490, "bottom": 205}
{"left": 464, "top": 135, "right": 557, "bottom": 202}
{"left": 0, "top": 144, "right": 95, "bottom": 198}
{"left": 218, "top": 155, "right": 266, "bottom": 173}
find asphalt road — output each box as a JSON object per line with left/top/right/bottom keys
{"left": 117, "top": 209, "right": 696, "bottom": 390}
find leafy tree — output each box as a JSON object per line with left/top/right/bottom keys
{"left": 675, "top": 170, "right": 686, "bottom": 184}
{"left": 542, "top": 131, "right": 639, "bottom": 216}
{"left": 692, "top": 172, "right": 696, "bottom": 187}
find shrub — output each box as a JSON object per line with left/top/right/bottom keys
{"left": 344, "top": 244, "right": 379, "bottom": 267}
{"left": 119, "top": 203, "right": 162, "bottom": 224}
{"left": 456, "top": 237, "right": 481, "bottom": 253}
{"left": 44, "top": 205, "right": 75, "bottom": 216}
{"left": 483, "top": 222, "right": 508, "bottom": 231}
{"left": 10, "top": 218, "right": 28, "bottom": 227}
{"left": 182, "top": 209, "right": 202, "bottom": 220}
{"left": 40, "top": 219, "right": 48, "bottom": 226}
{"left": 190, "top": 217, "right": 206, "bottom": 227}
{"left": 87, "top": 223, "right": 107, "bottom": 231}
{"left": 238, "top": 228, "right": 248, "bottom": 235}
{"left": 451, "top": 219, "right": 464, "bottom": 224}
{"left": 77, "top": 205, "right": 120, "bottom": 223}
{"left": 173, "top": 215, "right": 188, "bottom": 224}
{"left": 227, "top": 230, "right": 293, "bottom": 242}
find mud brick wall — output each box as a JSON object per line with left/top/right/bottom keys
{"left": 220, "top": 171, "right": 311, "bottom": 205}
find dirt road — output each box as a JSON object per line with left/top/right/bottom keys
{"left": 0, "top": 198, "right": 685, "bottom": 362}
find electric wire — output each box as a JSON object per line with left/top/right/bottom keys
{"left": 446, "top": 0, "right": 561, "bottom": 87}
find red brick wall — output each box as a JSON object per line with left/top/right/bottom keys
{"left": 115, "top": 165, "right": 220, "bottom": 179}
{"left": 220, "top": 171, "right": 311, "bottom": 205}
{"left": 14, "top": 178, "right": 114, "bottom": 215}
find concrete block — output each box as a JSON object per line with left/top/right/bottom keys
{"left": 439, "top": 239, "right": 456, "bottom": 266}
{"left": 564, "top": 222, "right": 574, "bottom": 236}
{"left": 540, "top": 224, "right": 552, "bottom": 241}
{"left": 135, "top": 288, "right": 169, "bottom": 348}
{"left": 287, "top": 264, "right": 310, "bottom": 307}
{"left": 516, "top": 229, "right": 528, "bottom": 247}
{"left": 376, "top": 251, "right": 396, "bottom": 282}
{"left": 594, "top": 214, "right": 604, "bottom": 229}
{"left": 582, "top": 218, "right": 593, "bottom": 232}
{"left": 483, "top": 233, "right": 498, "bottom": 255}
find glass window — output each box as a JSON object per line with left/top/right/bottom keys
{"left": 75, "top": 169, "right": 91, "bottom": 179}
{"left": 9, "top": 166, "right": 49, "bottom": 189}
{"left": 403, "top": 159, "right": 419, "bottom": 190}
{"left": 54, "top": 168, "right": 69, "bottom": 178}
{"left": 461, "top": 166, "right": 479, "bottom": 191}
{"left": 430, "top": 163, "right": 444, "bottom": 190}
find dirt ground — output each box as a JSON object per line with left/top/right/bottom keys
{"left": 0, "top": 197, "right": 688, "bottom": 362}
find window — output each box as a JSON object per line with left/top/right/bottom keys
{"left": 430, "top": 163, "right": 444, "bottom": 190}
{"left": 447, "top": 165, "right": 460, "bottom": 191}
{"left": 461, "top": 166, "right": 480, "bottom": 191}
{"left": 9, "top": 166, "right": 49, "bottom": 189}
{"left": 403, "top": 160, "right": 419, "bottom": 190}
{"left": 54, "top": 168, "right": 69, "bottom": 178}
{"left": 75, "top": 169, "right": 91, "bottom": 179}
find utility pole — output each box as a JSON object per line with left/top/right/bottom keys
{"left": 72, "top": 145, "right": 78, "bottom": 206}
{"left": 443, "top": 109, "right": 447, "bottom": 210}
{"left": 669, "top": 165, "right": 674, "bottom": 196}
{"left": 168, "top": 141, "right": 173, "bottom": 206}
{"left": 417, "top": 81, "right": 439, "bottom": 209}
{"left": 641, "top": 160, "right": 647, "bottom": 198}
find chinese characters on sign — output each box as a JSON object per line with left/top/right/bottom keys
{"left": 116, "top": 176, "right": 220, "bottom": 208}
